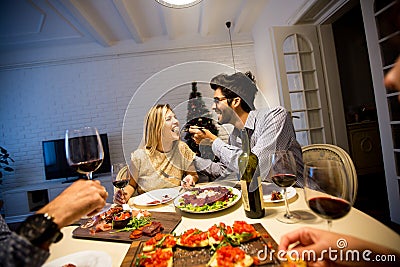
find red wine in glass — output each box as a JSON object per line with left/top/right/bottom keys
{"left": 70, "top": 159, "right": 103, "bottom": 174}
{"left": 112, "top": 180, "right": 129, "bottom": 189}
{"left": 111, "top": 163, "right": 130, "bottom": 204}
{"left": 65, "top": 127, "right": 104, "bottom": 180}
{"left": 304, "top": 159, "right": 356, "bottom": 230}
{"left": 269, "top": 151, "right": 300, "bottom": 224}
{"left": 308, "top": 196, "right": 351, "bottom": 220}
{"left": 271, "top": 173, "right": 296, "bottom": 188}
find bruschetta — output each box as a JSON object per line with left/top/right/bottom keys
{"left": 207, "top": 245, "right": 253, "bottom": 267}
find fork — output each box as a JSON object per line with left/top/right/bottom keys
{"left": 157, "top": 170, "right": 195, "bottom": 193}
{"left": 179, "top": 180, "right": 196, "bottom": 193}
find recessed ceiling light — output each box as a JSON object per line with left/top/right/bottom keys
{"left": 155, "top": 0, "right": 203, "bottom": 9}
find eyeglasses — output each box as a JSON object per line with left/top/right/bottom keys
{"left": 213, "top": 97, "right": 228, "bottom": 104}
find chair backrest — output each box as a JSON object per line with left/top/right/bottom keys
{"left": 302, "top": 144, "right": 358, "bottom": 203}
{"left": 116, "top": 165, "right": 129, "bottom": 180}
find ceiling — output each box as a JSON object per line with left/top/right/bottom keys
{"left": 0, "top": 0, "right": 272, "bottom": 54}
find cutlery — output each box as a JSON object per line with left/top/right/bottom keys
{"left": 157, "top": 170, "right": 195, "bottom": 193}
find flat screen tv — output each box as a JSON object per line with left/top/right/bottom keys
{"left": 42, "top": 133, "right": 111, "bottom": 181}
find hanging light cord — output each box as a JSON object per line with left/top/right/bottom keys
{"left": 226, "top": 21, "right": 236, "bottom": 72}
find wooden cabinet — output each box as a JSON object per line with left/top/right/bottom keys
{"left": 347, "top": 121, "right": 383, "bottom": 175}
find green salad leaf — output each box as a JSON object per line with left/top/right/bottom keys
{"left": 114, "top": 216, "right": 152, "bottom": 232}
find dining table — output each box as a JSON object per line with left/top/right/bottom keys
{"left": 45, "top": 181, "right": 400, "bottom": 266}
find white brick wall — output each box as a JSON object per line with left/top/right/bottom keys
{"left": 0, "top": 44, "right": 256, "bottom": 192}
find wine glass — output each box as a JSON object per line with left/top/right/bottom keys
{"left": 111, "top": 163, "right": 130, "bottom": 204}
{"left": 303, "top": 159, "right": 356, "bottom": 230}
{"left": 65, "top": 126, "right": 104, "bottom": 180}
{"left": 269, "top": 151, "right": 300, "bottom": 223}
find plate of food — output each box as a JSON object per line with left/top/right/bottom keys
{"left": 174, "top": 185, "right": 241, "bottom": 213}
{"left": 262, "top": 182, "right": 296, "bottom": 203}
{"left": 133, "top": 188, "right": 180, "bottom": 206}
{"left": 43, "top": 250, "right": 112, "bottom": 267}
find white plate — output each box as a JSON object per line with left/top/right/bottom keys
{"left": 174, "top": 185, "right": 241, "bottom": 213}
{"left": 133, "top": 188, "right": 180, "bottom": 206}
{"left": 43, "top": 250, "right": 112, "bottom": 267}
{"left": 262, "top": 183, "right": 296, "bottom": 203}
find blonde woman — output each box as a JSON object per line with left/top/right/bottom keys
{"left": 114, "top": 104, "right": 198, "bottom": 204}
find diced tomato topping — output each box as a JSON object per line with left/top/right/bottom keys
{"left": 232, "top": 221, "right": 258, "bottom": 238}
{"left": 137, "top": 248, "right": 173, "bottom": 267}
{"left": 180, "top": 228, "right": 207, "bottom": 246}
{"left": 145, "top": 234, "right": 176, "bottom": 248}
{"left": 208, "top": 225, "right": 224, "bottom": 241}
{"left": 252, "top": 256, "right": 260, "bottom": 265}
{"left": 114, "top": 211, "right": 131, "bottom": 221}
{"left": 208, "top": 223, "right": 233, "bottom": 241}
{"left": 216, "top": 246, "right": 245, "bottom": 267}
{"left": 163, "top": 235, "right": 176, "bottom": 247}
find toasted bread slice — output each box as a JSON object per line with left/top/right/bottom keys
{"left": 230, "top": 221, "right": 260, "bottom": 243}
{"left": 177, "top": 236, "right": 209, "bottom": 247}
{"left": 137, "top": 248, "right": 173, "bottom": 267}
{"left": 143, "top": 234, "right": 177, "bottom": 252}
{"left": 281, "top": 256, "right": 307, "bottom": 267}
{"left": 207, "top": 223, "right": 233, "bottom": 246}
{"left": 177, "top": 228, "right": 209, "bottom": 247}
{"left": 207, "top": 246, "right": 253, "bottom": 267}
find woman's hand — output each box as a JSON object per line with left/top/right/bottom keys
{"left": 182, "top": 174, "right": 196, "bottom": 188}
{"left": 113, "top": 189, "right": 128, "bottom": 205}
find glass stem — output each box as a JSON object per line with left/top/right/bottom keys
{"left": 327, "top": 220, "right": 332, "bottom": 231}
{"left": 121, "top": 188, "right": 125, "bottom": 204}
{"left": 87, "top": 172, "right": 93, "bottom": 180}
{"left": 283, "top": 188, "right": 292, "bottom": 218}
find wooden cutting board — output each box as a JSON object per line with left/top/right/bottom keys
{"left": 72, "top": 211, "right": 182, "bottom": 243}
{"left": 121, "top": 223, "right": 281, "bottom": 267}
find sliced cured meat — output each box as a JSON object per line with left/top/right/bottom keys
{"left": 129, "top": 229, "right": 143, "bottom": 239}
{"left": 142, "top": 221, "right": 164, "bottom": 236}
{"left": 181, "top": 186, "right": 231, "bottom": 206}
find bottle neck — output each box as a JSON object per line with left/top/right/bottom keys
{"left": 240, "top": 128, "right": 250, "bottom": 153}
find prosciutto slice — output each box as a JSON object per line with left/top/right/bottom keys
{"left": 181, "top": 186, "right": 231, "bottom": 206}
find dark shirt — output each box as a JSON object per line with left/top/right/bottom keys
{"left": 0, "top": 215, "right": 49, "bottom": 267}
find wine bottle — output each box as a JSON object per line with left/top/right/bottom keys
{"left": 238, "top": 128, "right": 265, "bottom": 218}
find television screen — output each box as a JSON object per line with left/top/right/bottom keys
{"left": 42, "top": 133, "right": 111, "bottom": 180}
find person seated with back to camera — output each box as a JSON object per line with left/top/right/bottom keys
{"left": 0, "top": 179, "right": 108, "bottom": 266}
{"left": 114, "top": 104, "right": 198, "bottom": 204}
{"left": 189, "top": 71, "right": 304, "bottom": 186}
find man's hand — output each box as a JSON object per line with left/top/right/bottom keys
{"left": 188, "top": 126, "right": 217, "bottom": 145}
{"left": 37, "top": 179, "right": 108, "bottom": 228}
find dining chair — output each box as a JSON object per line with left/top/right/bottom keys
{"left": 302, "top": 144, "right": 358, "bottom": 202}
{"left": 116, "top": 165, "right": 129, "bottom": 180}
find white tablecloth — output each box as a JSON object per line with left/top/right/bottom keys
{"left": 46, "top": 187, "right": 400, "bottom": 266}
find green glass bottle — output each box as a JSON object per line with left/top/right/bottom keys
{"left": 238, "top": 128, "right": 265, "bottom": 218}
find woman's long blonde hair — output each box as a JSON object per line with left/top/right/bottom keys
{"left": 144, "top": 104, "right": 171, "bottom": 155}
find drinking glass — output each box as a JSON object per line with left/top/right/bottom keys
{"left": 303, "top": 159, "right": 356, "bottom": 230}
{"left": 111, "top": 163, "right": 130, "bottom": 204}
{"left": 269, "top": 151, "right": 300, "bottom": 223}
{"left": 65, "top": 126, "right": 104, "bottom": 180}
